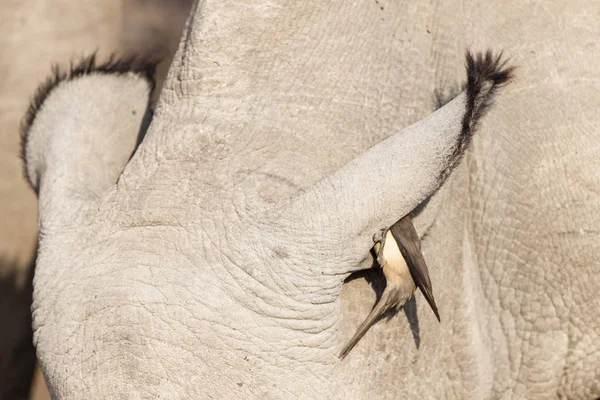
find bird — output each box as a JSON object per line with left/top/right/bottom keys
{"left": 339, "top": 214, "right": 440, "bottom": 359}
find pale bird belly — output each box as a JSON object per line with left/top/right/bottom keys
{"left": 381, "top": 230, "right": 413, "bottom": 287}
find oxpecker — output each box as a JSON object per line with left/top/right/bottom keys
{"left": 340, "top": 215, "right": 440, "bottom": 359}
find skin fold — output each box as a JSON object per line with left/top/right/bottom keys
{"left": 17, "top": 0, "right": 600, "bottom": 398}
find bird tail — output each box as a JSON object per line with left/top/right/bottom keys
{"left": 339, "top": 286, "right": 402, "bottom": 360}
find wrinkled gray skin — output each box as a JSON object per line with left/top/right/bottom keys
{"left": 23, "top": 0, "right": 600, "bottom": 399}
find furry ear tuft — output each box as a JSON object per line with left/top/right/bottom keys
{"left": 438, "top": 50, "right": 515, "bottom": 183}
{"left": 19, "top": 52, "right": 159, "bottom": 190}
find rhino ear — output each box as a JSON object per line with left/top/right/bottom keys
{"left": 279, "top": 50, "right": 514, "bottom": 270}
{"left": 21, "top": 53, "right": 158, "bottom": 227}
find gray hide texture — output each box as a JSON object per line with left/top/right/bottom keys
{"left": 23, "top": 0, "right": 600, "bottom": 399}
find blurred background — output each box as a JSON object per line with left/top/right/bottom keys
{"left": 0, "top": 1, "right": 193, "bottom": 398}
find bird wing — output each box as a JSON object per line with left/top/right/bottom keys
{"left": 389, "top": 215, "right": 441, "bottom": 322}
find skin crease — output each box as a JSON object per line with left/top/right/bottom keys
{"left": 19, "top": 0, "right": 600, "bottom": 399}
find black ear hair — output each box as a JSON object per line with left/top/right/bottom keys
{"left": 19, "top": 52, "right": 159, "bottom": 191}
{"left": 437, "top": 50, "right": 516, "bottom": 183}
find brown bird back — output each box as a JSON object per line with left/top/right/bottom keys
{"left": 389, "top": 215, "right": 441, "bottom": 321}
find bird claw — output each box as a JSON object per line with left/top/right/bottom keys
{"left": 372, "top": 228, "right": 387, "bottom": 243}
{"left": 372, "top": 228, "right": 388, "bottom": 267}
